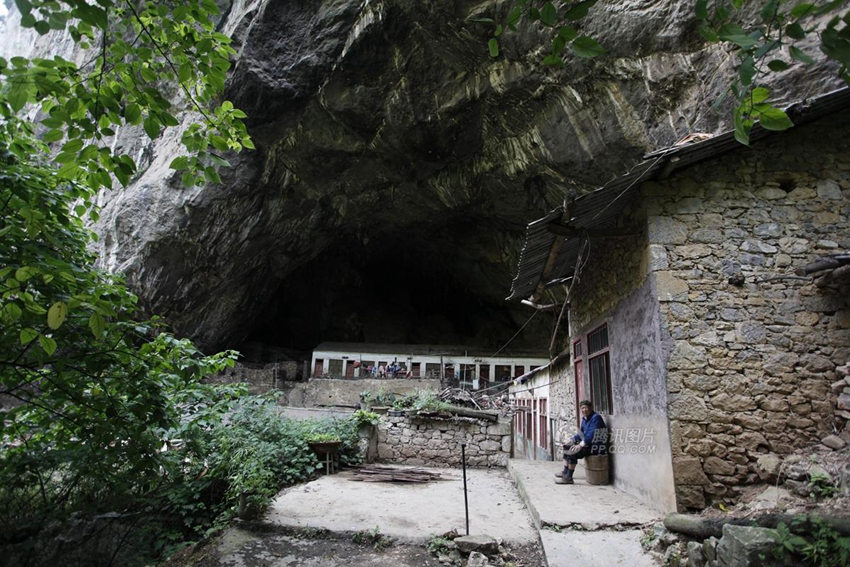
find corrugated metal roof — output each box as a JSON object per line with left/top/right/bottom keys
{"left": 507, "top": 87, "right": 850, "bottom": 302}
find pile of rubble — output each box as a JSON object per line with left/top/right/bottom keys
{"left": 437, "top": 387, "right": 510, "bottom": 412}
{"left": 428, "top": 532, "right": 542, "bottom": 567}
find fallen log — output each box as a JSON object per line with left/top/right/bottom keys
{"left": 664, "top": 513, "right": 850, "bottom": 539}
{"left": 446, "top": 407, "right": 499, "bottom": 421}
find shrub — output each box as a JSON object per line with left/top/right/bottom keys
{"left": 771, "top": 517, "right": 850, "bottom": 567}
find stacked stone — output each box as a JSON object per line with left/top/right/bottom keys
{"left": 651, "top": 113, "right": 850, "bottom": 509}
{"left": 825, "top": 362, "right": 850, "bottom": 450}
{"left": 376, "top": 414, "right": 512, "bottom": 467}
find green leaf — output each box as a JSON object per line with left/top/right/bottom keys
{"left": 42, "top": 129, "right": 64, "bottom": 142}
{"left": 542, "top": 54, "right": 563, "bottom": 66}
{"left": 2, "top": 302, "right": 22, "bottom": 324}
{"left": 170, "top": 156, "right": 189, "bottom": 170}
{"left": 757, "top": 106, "right": 793, "bottom": 131}
{"left": 38, "top": 334, "right": 57, "bottom": 356}
{"left": 20, "top": 327, "right": 38, "bottom": 345}
{"left": 15, "top": 266, "right": 37, "bottom": 281}
{"left": 751, "top": 87, "right": 771, "bottom": 104}
{"left": 89, "top": 312, "right": 105, "bottom": 339}
{"left": 571, "top": 36, "right": 605, "bottom": 58}
{"left": 790, "top": 3, "right": 815, "bottom": 19}
{"left": 125, "top": 103, "right": 142, "bottom": 124}
{"left": 695, "top": 0, "right": 708, "bottom": 19}
{"left": 733, "top": 111, "right": 752, "bottom": 145}
{"left": 699, "top": 24, "right": 719, "bottom": 43}
{"left": 209, "top": 135, "right": 229, "bottom": 151}
{"left": 488, "top": 38, "right": 499, "bottom": 58}
{"left": 204, "top": 167, "right": 222, "bottom": 184}
{"left": 789, "top": 45, "right": 815, "bottom": 64}
{"left": 143, "top": 116, "right": 161, "bottom": 139}
{"left": 718, "top": 23, "right": 759, "bottom": 48}
{"left": 558, "top": 25, "right": 578, "bottom": 42}
{"left": 75, "top": 3, "right": 108, "bottom": 28}
{"left": 785, "top": 22, "right": 806, "bottom": 40}
{"left": 47, "top": 301, "right": 68, "bottom": 330}
{"left": 564, "top": 0, "right": 596, "bottom": 21}
{"left": 14, "top": 0, "right": 32, "bottom": 16}
{"left": 739, "top": 56, "right": 756, "bottom": 86}
{"left": 506, "top": 6, "right": 521, "bottom": 29}
{"left": 61, "top": 138, "right": 83, "bottom": 153}
{"left": 539, "top": 2, "right": 557, "bottom": 26}
{"left": 8, "top": 83, "right": 32, "bottom": 112}
{"left": 767, "top": 59, "right": 791, "bottom": 71}
{"left": 760, "top": 0, "right": 780, "bottom": 22}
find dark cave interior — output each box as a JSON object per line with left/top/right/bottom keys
{"left": 237, "top": 221, "right": 556, "bottom": 363}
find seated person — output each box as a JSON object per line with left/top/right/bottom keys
{"left": 555, "top": 399, "right": 607, "bottom": 485}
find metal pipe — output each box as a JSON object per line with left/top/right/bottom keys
{"left": 461, "top": 441, "right": 469, "bottom": 535}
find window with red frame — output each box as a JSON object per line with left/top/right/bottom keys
{"left": 538, "top": 398, "right": 548, "bottom": 449}
{"left": 587, "top": 323, "right": 612, "bottom": 414}
{"left": 574, "top": 324, "right": 613, "bottom": 414}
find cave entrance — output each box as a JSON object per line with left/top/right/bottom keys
{"left": 237, "top": 221, "right": 555, "bottom": 364}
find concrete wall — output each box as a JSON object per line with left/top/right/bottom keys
{"left": 647, "top": 109, "right": 850, "bottom": 509}
{"left": 606, "top": 277, "right": 676, "bottom": 512}
{"left": 564, "top": 210, "right": 677, "bottom": 512}
{"left": 568, "top": 236, "right": 676, "bottom": 510}
{"left": 377, "top": 413, "right": 512, "bottom": 467}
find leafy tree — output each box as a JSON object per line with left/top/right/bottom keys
{"left": 1, "top": 0, "right": 252, "bottom": 189}
{"left": 0, "top": 0, "right": 255, "bottom": 558}
{"left": 0, "top": 126, "right": 239, "bottom": 547}
{"left": 483, "top": 0, "right": 850, "bottom": 144}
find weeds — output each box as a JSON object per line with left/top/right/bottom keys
{"left": 427, "top": 535, "right": 453, "bottom": 555}
{"left": 353, "top": 526, "right": 394, "bottom": 550}
{"left": 807, "top": 470, "right": 839, "bottom": 500}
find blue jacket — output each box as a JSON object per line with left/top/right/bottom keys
{"left": 572, "top": 412, "right": 607, "bottom": 452}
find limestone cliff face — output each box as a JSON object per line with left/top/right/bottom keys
{"left": 2, "top": 1, "right": 841, "bottom": 355}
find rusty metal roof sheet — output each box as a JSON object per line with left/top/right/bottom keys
{"left": 507, "top": 87, "right": 850, "bottom": 302}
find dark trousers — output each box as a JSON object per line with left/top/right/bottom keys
{"left": 564, "top": 445, "right": 593, "bottom": 465}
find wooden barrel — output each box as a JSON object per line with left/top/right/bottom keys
{"left": 585, "top": 455, "right": 610, "bottom": 485}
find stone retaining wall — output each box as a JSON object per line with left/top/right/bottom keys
{"left": 208, "top": 365, "right": 439, "bottom": 407}
{"left": 208, "top": 361, "right": 299, "bottom": 394}
{"left": 377, "top": 414, "right": 512, "bottom": 467}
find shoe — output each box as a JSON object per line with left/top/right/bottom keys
{"left": 555, "top": 477, "right": 574, "bottom": 485}
{"left": 554, "top": 472, "right": 563, "bottom": 478}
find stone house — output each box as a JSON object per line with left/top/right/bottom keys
{"left": 507, "top": 88, "right": 850, "bottom": 512}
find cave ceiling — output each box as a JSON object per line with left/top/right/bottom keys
{"left": 20, "top": 0, "right": 837, "bottom": 359}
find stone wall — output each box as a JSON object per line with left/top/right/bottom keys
{"left": 647, "top": 109, "right": 850, "bottom": 509}
{"left": 208, "top": 366, "right": 439, "bottom": 407}
{"left": 280, "top": 378, "right": 440, "bottom": 408}
{"left": 377, "top": 414, "right": 512, "bottom": 467}
{"left": 208, "top": 361, "right": 299, "bottom": 394}
{"left": 548, "top": 356, "right": 577, "bottom": 444}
